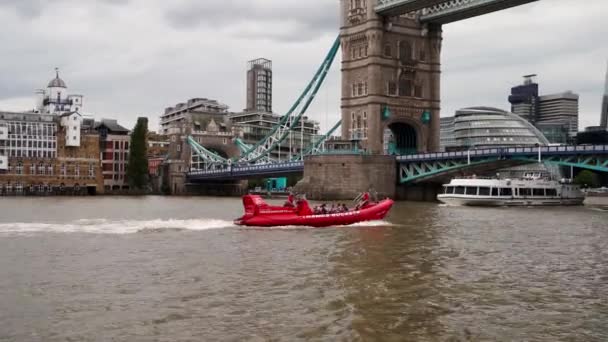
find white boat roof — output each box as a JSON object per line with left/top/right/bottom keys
{"left": 444, "top": 178, "right": 561, "bottom": 187}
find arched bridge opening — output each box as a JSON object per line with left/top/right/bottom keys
{"left": 387, "top": 122, "right": 418, "bottom": 155}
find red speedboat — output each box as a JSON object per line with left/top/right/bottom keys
{"left": 234, "top": 194, "right": 394, "bottom": 228}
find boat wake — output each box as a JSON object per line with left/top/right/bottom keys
{"left": 243, "top": 220, "right": 395, "bottom": 230}
{"left": 0, "top": 218, "right": 236, "bottom": 235}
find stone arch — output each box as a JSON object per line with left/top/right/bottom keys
{"left": 384, "top": 117, "right": 425, "bottom": 155}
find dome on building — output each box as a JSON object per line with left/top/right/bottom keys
{"left": 454, "top": 106, "right": 549, "bottom": 148}
{"left": 47, "top": 68, "right": 67, "bottom": 88}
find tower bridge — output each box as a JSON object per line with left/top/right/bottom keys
{"left": 181, "top": 0, "right": 608, "bottom": 199}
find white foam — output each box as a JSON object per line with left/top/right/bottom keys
{"left": 0, "top": 218, "right": 235, "bottom": 235}
{"left": 243, "top": 220, "right": 394, "bottom": 230}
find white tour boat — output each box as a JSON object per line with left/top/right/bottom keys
{"left": 437, "top": 173, "right": 584, "bottom": 207}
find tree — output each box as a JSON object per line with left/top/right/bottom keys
{"left": 127, "top": 117, "right": 149, "bottom": 190}
{"left": 574, "top": 170, "right": 600, "bottom": 188}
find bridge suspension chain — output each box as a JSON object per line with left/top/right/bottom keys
{"left": 235, "top": 36, "right": 341, "bottom": 165}
{"left": 291, "top": 120, "right": 341, "bottom": 161}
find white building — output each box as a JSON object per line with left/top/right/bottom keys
{"left": 59, "top": 112, "right": 82, "bottom": 147}
{"left": 537, "top": 91, "right": 579, "bottom": 138}
{"left": 35, "top": 68, "right": 84, "bottom": 115}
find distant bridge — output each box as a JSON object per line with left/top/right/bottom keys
{"left": 187, "top": 145, "right": 608, "bottom": 183}
{"left": 398, "top": 145, "right": 608, "bottom": 183}
{"left": 188, "top": 161, "right": 304, "bottom": 182}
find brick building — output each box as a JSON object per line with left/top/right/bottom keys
{"left": 95, "top": 119, "right": 130, "bottom": 192}
{"left": 0, "top": 111, "right": 103, "bottom": 195}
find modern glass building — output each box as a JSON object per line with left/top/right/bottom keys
{"left": 439, "top": 116, "right": 456, "bottom": 152}
{"left": 508, "top": 75, "right": 539, "bottom": 123}
{"left": 453, "top": 107, "right": 549, "bottom": 149}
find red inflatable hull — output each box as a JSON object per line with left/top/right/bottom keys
{"left": 235, "top": 197, "right": 394, "bottom": 228}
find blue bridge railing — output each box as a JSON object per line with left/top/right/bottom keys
{"left": 397, "top": 145, "right": 608, "bottom": 162}
{"left": 188, "top": 161, "right": 304, "bottom": 180}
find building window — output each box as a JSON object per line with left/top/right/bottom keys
{"left": 89, "top": 164, "right": 95, "bottom": 178}
{"left": 399, "top": 41, "right": 412, "bottom": 64}
{"left": 61, "top": 163, "right": 66, "bottom": 176}
{"left": 16, "top": 162, "right": 23, "bottom": 175}
{"left": 384, "top": 44, "right": 392, "bottom": 57}
{"left": 387, "top": 81, "right": 397, "bottom": 96}
{"left": 414, "top": 84, "right": 422, "bottom": 98}
{"left": 177, "top": 144, "right": 181, "bottom": 152}
{"left": 399, "top": 78, "right": 412, "bottom": 97}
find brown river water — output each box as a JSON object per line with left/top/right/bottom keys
{"left": 0, "top": 196, "right": 606, "bottom": 341}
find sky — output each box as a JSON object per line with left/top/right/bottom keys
{"left": 0, "top": 0, "right": 607, "bottom": 132}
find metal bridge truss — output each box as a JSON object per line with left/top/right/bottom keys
{"left": 375, "top": 0, "right": 538, "bottom": 24}
{"left": 514, "top": 155, "right": 608, "bottom": 174}
{"left": 186, "top": 37, "right": 341, "bottom": 172}
{"left": 291, "top": 120, "right": 342, "bottom": 161}
{"left": 187, "top": 136, "right": 229, "bottom": 171}
{"left": 235, "top": 36, "right": 341, "bottom": 165}
{"left": 419, "top": 0, "right": 539, "bottom": 24}
{"left": 234, "top": 138, "right": 252, "bottom": 155}
{"left": 375, "top": 0, "right": 451, "bottom": 16}
{"left": 399, "top": 145, "right": 608, "bottom": 183}
{"left": 232, "top": 137, "right": 274, "bottom": 164}
{"left": 188, "top": 161, "right": 304, "bottom": 182}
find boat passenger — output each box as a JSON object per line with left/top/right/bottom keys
{"left": 355, "top": 192, "right": 370, "bottom": 210}
{"left": 296, "top": 198, "right": 313, "bottom": 216}
{"left": 342, "top": 204, "right": 349, "bottom": 212}
{"left": 320, "top": 204, "right": 328, "bottom": 214}
{"left": 284, "top": 194, "right": 296, "bottom": 208}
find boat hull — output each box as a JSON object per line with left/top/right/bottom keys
{"left": 438, "top": 195, "right": 584, "bottom": 207}
{"left": 236, "top": 199, "right": 394, "bottom": 228}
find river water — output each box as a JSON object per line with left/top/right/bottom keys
{"left": 0, "top": 196, "right": 606, "bottom": 341}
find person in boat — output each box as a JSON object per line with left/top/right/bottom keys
{"left": 320, "top": 204, "right": 328, "bottom": 214}
{"left": 355, "top": 192, "right": 371, "bottom": 210}
{"left": 341, "top": 203, "right": 349, "bottom": 212}
{"left": 295, "top": 197, "right": 313, "bottom": 216}
{"left": 284, "top": 193, "right": 296, "bottom": 208}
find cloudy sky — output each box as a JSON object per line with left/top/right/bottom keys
{"left": 0, "top": 0, "right": 606, "bottom": 132}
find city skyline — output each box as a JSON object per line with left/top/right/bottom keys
{"left": 0, "top": 0, "right": 607, "bottom": 132}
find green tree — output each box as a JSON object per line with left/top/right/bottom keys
{"left": 574, "top": 170, "right": 600, "bottom": 188}
{"left": 127, "top": 117, "right": 149, "bottom": 190}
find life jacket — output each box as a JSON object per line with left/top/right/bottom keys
{"left": 296, "top": 199, "right": 314, "bottom": 216}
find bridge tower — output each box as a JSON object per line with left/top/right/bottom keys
{"left": 340, "top": 0, "right": 442, "bottom": 154}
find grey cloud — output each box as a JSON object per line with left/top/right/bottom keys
{"left": 0, "top": 0, "right": 606, "bottom": 131}
{"left": 0, "top": 0, "right": 43, "bottom": 18}
{"left": 0, "top": 0, "right": 129, "bottom": 19}
{"left": 164, "top": 0, "right": 338, "bottom": 42}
